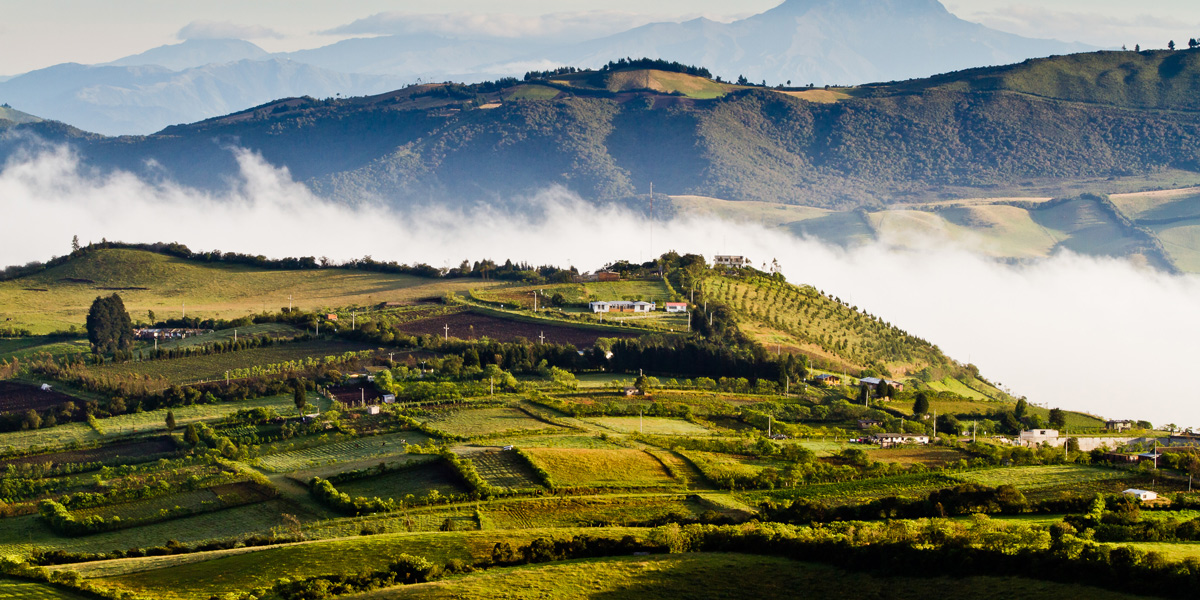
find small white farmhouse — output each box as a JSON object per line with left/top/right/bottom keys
{"left": 1122, "top": 489, "right": 1158, "bottom": 501}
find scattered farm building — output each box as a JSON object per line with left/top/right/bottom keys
{"left": 713, "top": 255, "right": 751, "bottom": 267}
{"left": 326, "top": 313, "right": 338, "bottom": 321}
{"left": 664, "top": 302, "right": 688, "bottom": 313}
{"left": 597, "top": 271, "right": 620, "bottom": 282}
{"left": 857, "top": 419, "right": 882, "bottom": 430}
{"left": 589, "top": 301, "right": 656, "bottom": 313}
{"left": 873, "top": 433, "right": 930, "bottom": 447}
{"left": 859, "top": 377, "right": 905, "bottom": 392}
{"left": 623, "top": 387, "right": 641, "bottom": 397}
{"left": 382, "top": 394, "right": 396, "bottom": 403}
{"left": 366, "top": 405, "right": 381, "bottom": 415}
{"left": 1123, "top": 489, "right": 1158, "bottom": 501}
{"left": 1106, "top": 420, "right": 1135, "bottom": 432}
{"left": 814, "top": 374, "right": 842, "bottom": 386}
{"left": 1019, "top": 429, "right": 1060, "bottom": 445}
{"left": 40, "top": 383, "right": 52, "bottom": 392}
{"left": 134, "top": 328, "right": 210, "bottom": 340}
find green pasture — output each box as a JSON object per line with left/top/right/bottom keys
{"left": 421, "top": 407, "right": 561, "bottom": 438}
{"left": 256, "top": 431, "right": 434, "bottom": 473}
{"left": 0, "top": 249, "right": 499, "bottom": 334}
{"left": 958, "top": 465, "right": 1126, "bottom": 490}
{"left": 0, "top": 577, "right": 90, "bottom": 599}
{"left": 481, "top": 494, "right": 706, "bottom": 530}
{"left": 522, "top": 448, "right": 676, "bottom": 488}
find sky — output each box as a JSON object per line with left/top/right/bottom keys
{"left": 2, "top": 0, "right": 1200, "bottom": 75}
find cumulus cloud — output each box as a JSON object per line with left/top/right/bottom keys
{"left": 177, "top": 20, "right": 283, "bottom": 41}
{"left": 2, "top": 146, "right": 1200, "bottom": 428}
{"left": 950, "top": 4, "right": 1198, "bottom": 48}
{"left": 320, "top": 10, "right": 723, "bottom": 42}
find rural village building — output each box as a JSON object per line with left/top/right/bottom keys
{"left": 664, "top": 302, "right": 688, "bottom": 313}
{"left": 134, "top": 328, "right": 210, "bottom": 340}
{"left": 589, "top": 301, "right": 657, "bottom": 313}
{"left": 859, "top": 377, "right": 905, "bottom": 392}
{"left": 1106, "top": 420, "right": 1135, "bottom": 432}
{"left": 857, "top": 419, "right": 883, "bottom": 430}
{"left": 713, "top": 255, "right": 751, "bottom": 267}
{"left": 1123, "top": 489, "right": 1158, "bottom": 501}
{"left": 1019, "top": 429, "right": 1060, "bottom": 445}
{"left": 873, "top": 433, "right": 930, "bottom": 447}
{"left": 813, "top": 374, "right": 842, "bottom": 386}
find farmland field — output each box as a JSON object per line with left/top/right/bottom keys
{"left": 481, "top": 433, "right": 627, "bottom": 450}
{"left": 522, "top": 448, "right": 676, "bottom": 488}
{"left": 584, "top": 416, "right": 711, "bottom": 435}
{"left": 0, "top": 577, "right": 91, "bottom": 599}
{"left": 395, "top": 311, "right": 635, "bottom": 347}
{"left": 87, "top": 339, "right": 376, "bottom": 385}
{"left": 482, "top": 495, "right": 706, "bottom": 529}
{"left": 256, "top": 431, "right": 435, "bottom": 472}
{"left": 958, "top": 465, "right": 1127, "bottom": 490}
{"left": 0, "top": 380, "right": 84, "bottom": 415}
{"left": 92, "top": 527, "right": 646, "bottom": 600}
{"left": 71, "top": 481, "right": 273, "bottom": 523}
{"left": 335, "top": 459, "right": 468, "bottom": 499}
{"left": 746, "top": 472, "right": 964, "bottom": 505}
{"left": 0, "top": 437, "right": 177, "bottom": 467}
{"left": 469, "top": 450, "right": 543, "bottom": 490}
{"left": 0, "top": 336, "right": 90, "bottom": 362}
{"left": 0, "top": 249, "right": 501, "bottom": 334}
{"left": 349, "top": 552, "right": 1164, "bottom": 600}
{"left": 865, "top": 446, "right": 967, "bottom": 466}
{"left": 151, "top": 323, "right": 303, "bottom": 350}
{"left": 422, "top": 406, "right": 561, "bottom": 438}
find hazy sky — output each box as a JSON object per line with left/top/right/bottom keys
{"left": 1, "top": 0, "right": 1199, "bottom": 75}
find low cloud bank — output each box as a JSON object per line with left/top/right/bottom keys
{"left": 3, "top": 147, "right": 1199, "bottom": 428}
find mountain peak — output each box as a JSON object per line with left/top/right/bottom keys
{"left": 106, "top": 38, "right": 268, "bottom": 71}
{"left": 766, "top": 0, "right": 951, "bottom": 17}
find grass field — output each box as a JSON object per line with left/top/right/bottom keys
{"left": 522, "top": 448, "right": 676, "bottom": 488}
{"left": 422, "top": 407, "right": 560, "bottom": 438}
{"left": 482, "top": 495, "right": 706, "bottom": 529}
{"left": 256, "top": 431, "right": 435, "bottom": 473}
{"left": 0, "top": 249, "right": 502, "bottom": 334}
{"left": 865, "top": 446, "right": 967, "bottom": 466}
{"left": 583, "top": 417, "right": 711, "bottom": 436}
{"left": 349, "top": 553, "right": 1162, "bottom": 600}
{"left": 746, "top": 472, "right": 963, "bottom": 506}
{"left": 91, "top": 527, "right": 646, "bottom": 600}
{"left": 958, "top": 465, "right": 1126, "bottom": 490}
{"left": 335, "top": 460, "right": 468, "bottom": 499}
{"left": 88, "top": 339, "right": 375, "bottom": 386}
{"left": 480, "top": 434, "right": 627, "bottom": 450}
{"left": 0, "top": 337, "right": 90, "bottom": 362}
{"left": 469, "top": 450, "right": 543, "bottom": 490}
{"left": 0, "top": 577, "right": 90, "bottom": 599}
{"left": 0, "top": 393, "right": 319, "bottom": 455}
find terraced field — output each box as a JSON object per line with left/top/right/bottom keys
{"left": 469, "top": 450, "right": 543, "bottom": 490}
{"left": 522, "top": 448, "right": 676, "bottom": 488}
{"left": 335, "top": 460, "right": 468, "bottom": 500}
{"left": 256, "top": 431, "right": 435, "bottom": 473}
{"left": 583, "top": 416, "right": 711, "bottom": 436}
{"left": 422, "top": 407, "right": 562, "bottom": 438}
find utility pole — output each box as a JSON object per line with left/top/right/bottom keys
{"left": 768, "top": 415, "right": 772, "bottom": 437}
{"left": 649, "top": 182, "right": 654, "bottom": 263}
{"left": 640, "top": 408, "right": 643, "bottom": 434}
{"left": 538, "top": 331, "right": 545, "bottom": 344}
{"left": 443, "top": 324, "right": 449, "bottom": 340}
{"left": 352, "top": 312, "right": 356, "bottom": 329}
{"left": 490, "top": 377, "right": 494, "bottom": 396}
{"left": 533, "top": 291, "right": 538, "bottom": 312}
{"left": 233, "top": 329, "right": 237, "bottom": 343}
{"left": 225, "top": 371, "right": 229, "bottom": 384}
{"left": 786, "top": 375, "right": 789, "bottom": 396}
{"left": 182, "top": 302, "right": 185, "bottom": 318}
{"left": 288, "top": 295, "right": 293, "bottom": 311}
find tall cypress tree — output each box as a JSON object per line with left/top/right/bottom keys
{"left": 86, "top": 294, "right": 134, "bottom": 354}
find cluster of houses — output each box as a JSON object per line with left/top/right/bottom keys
{"left": 811, "top": 373, "right": 903, "bottom": 393}
{"left": 588, "top": 301, "right": 689, "bottom": 313}
{"left": 133, "top": 328, "right": 211, "bottom": 340}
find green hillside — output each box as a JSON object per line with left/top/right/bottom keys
{"left": 0, "top": 248, "right": 495, "bottom": 334}
{"left": 873, "top": 49, "right": 1200, "bottom": 111}
{"left": 0, "top": 104, "right": 41, "bottom": 125}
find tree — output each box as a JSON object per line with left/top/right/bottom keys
{"left": 147, "top": 310, "right": 156, "bottom": 324}
{"left": 1048, "top": 408, "right": 1066, "bottom": 429}
{"left": 1190, "top": 38, "right": 1198, "bottom": 50}
{"left": 1135, "top": 44, "right": 1140, "bottom": 51}
{"left": 1169, "top": 40, "right": 1176, "bottom": 51}
{"left": 165, "top": 410, "right": 176, "bottom": 432}
{"left": 634, "top": 374, "right": 652, "bottom": 395}
{"left": 183, "top": 423, "right": 200, "bottom": 446}
{"left": 23, "top": 409, "right": 42, "bottom": 430}
{"left": 86, "top": 294, "right": 134, "bottom": 354}
{"left": 293, "top": 379, "right": 308, "bottom": 413}
{"left": 1013, "top": 398, "right": 1028, "bottom": 419}
{"left": 912, "top": 392, "right": 930, "bottom": 416}
{"left": 71, "top": 235, "right": 81, "bottom": 251}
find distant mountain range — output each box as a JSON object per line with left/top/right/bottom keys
{"left": 0, "top": 0, "right": 1090, "bottom": 135}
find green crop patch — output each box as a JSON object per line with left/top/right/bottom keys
{"left": 746, "top": 472, "right": 964, "bottom": 506}
{"left": 421, "top": 407, "right": 562, "bottom": 438}
{"left": 482, "top": 495, "right": 706, "bottom": 529}
{"left": 335, "top": 460, "right": 469, "bottom": 500}
{"left": 359, "top": 552, "right": 1165, "bottom": 600}
{"left": 256, "top": 431, "right": 436, "bottom": 473}
{"left": 93, "top": 527, "right": 646, "bottom": 600}
{"left": 468, "top": 450, "right": 543, "bottom": 490}
{"left": 958, "top": 465, "right": 1126, "bottom": 490}
{"left": 521, "top": 448, "right": 676, "bottom": 488}
{"left": 0, "top": 577, "right": 91, "bottom": 599}
{"left": 86, "top": 339, "right": 376, "bottom": 386}
{"left": 583, "top": 417, "right": 711, "bottom": 436}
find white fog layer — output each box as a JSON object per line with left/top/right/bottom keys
{"left": 3, "top": 148, "right": 1199, "bottom": 427}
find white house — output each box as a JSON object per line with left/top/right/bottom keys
{"left": 1018, "top": 429, "right": 1060, "bottom": 446}
{"left": 713, "top": 255, "right": 751, "bottom": 267}
{"left": 366, "top": 405, "right": 381, "bottom": 415}
{"left": 40, "top": 383, "right": 52, "bottom": 392}
{"left": 1123, "top": 489, "right": 1158, "bottom": 501}
{"left": 382, "top": 394, "right": 396, "bottom": 403}
{"left": 589, "top": 301, "right": 656, "bottom": 313}
{"left": 874, "top": 433, "right": 930, "bottom": 446}
{"left": 664, "top": 302, "right": 688, "bottom": 313}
